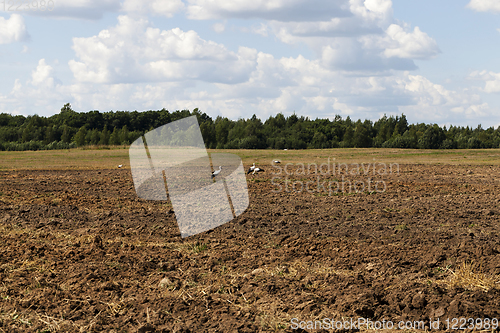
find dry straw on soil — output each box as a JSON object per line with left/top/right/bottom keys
{"left": 445, "top": 261, "right": 500, "bottom": 292}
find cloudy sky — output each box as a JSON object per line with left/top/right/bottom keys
{"left": 0, "top": 0, "right": 499, "bottom": 126}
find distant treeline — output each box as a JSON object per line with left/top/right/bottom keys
{"left": 0, "top": 103, "right": 499, "bottom": 151}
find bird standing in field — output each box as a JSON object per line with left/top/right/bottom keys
{"left": 212, "top": 166, "right": 222, "bottom": 179}
{"left": 273, "top": 160, "right": 281, "bottom": 164}
{"left": 247, "top": 163, "right": 256, "bottom": 174}
{"left": 252, "top": 167, "right": 264, "bottom": 175}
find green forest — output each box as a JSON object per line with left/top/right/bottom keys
{"left": 0, "top": 103, "right": 499, "bottom": 151}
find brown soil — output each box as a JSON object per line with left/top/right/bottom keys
{"left": 1, "top": 164, "right": 500, "bottom": 332}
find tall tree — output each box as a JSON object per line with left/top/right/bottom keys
{"left": 120, "top": 125, "right": 130, "bottom": 145}
{"left": 100, "top": 125, "right": 110, "bottom": 145}
{"left": 109, "top": 127, "right": 121, "bottom": 145}
{"left": 74, "top": 126, "right": 87, "bottom": 146}
{"left": 61, "top": 124, "right": 71, "bottom": 143}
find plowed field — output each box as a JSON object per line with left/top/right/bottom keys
{"left": 1, "top": 150, "right": 500, "bottom": 332}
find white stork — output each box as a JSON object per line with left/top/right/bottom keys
{"left": 252, "top": 167, "right": 265, "bottom": 175}
{"left": 212, "top": 166, "right": 222, "bottom": 179}
{"left": 247, "top": 163, "right": 256, "bottom": 174}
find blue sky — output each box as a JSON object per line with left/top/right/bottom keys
{"left": 0, "top": 0, "right": 499, "bottom": 127}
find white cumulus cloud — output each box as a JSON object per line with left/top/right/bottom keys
{"left": 320, "top": 37, "right": 417, "bottom": 72}
{"left": 469, "top": 70, "right": 500, "bottom": 93}
{"left": 251, "top": 23, "right": 269, "bottom": 37}
{"left": 1, "top": 53, "right": 494, "bottom": 125}
{"left": 0, "top": 14, "right": 29, "bottom": 44}
{"left": 382, "top": 24, "right": 440, "bottom": 59}
{"left": 255, "top": 0, "right": 392, "bottom": 40}
{"left": 0, "top": 6, "right": 492, "bottom": 127}
{"left": 68, "top": 16, "right": 257, "bottom": 84}
{"left": 400, "top": 75, "right": 489, "bottom": 120}
{"left": 466, "top": 0, "right": 500, "bottom": 13}
{"left": 3, "top": 59, "right": 66, "bottom": 115}
{"left": 264, "top": 1, "right": 438, "bottom": 72}
{"left": 212, "top": 22, "right": 225, "bottom": 33}
{"left": 31, "top": 59, "right": 55, "bottom": 87}
{"left": 350, "top": 0, "right": 393, "bottom": 25}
